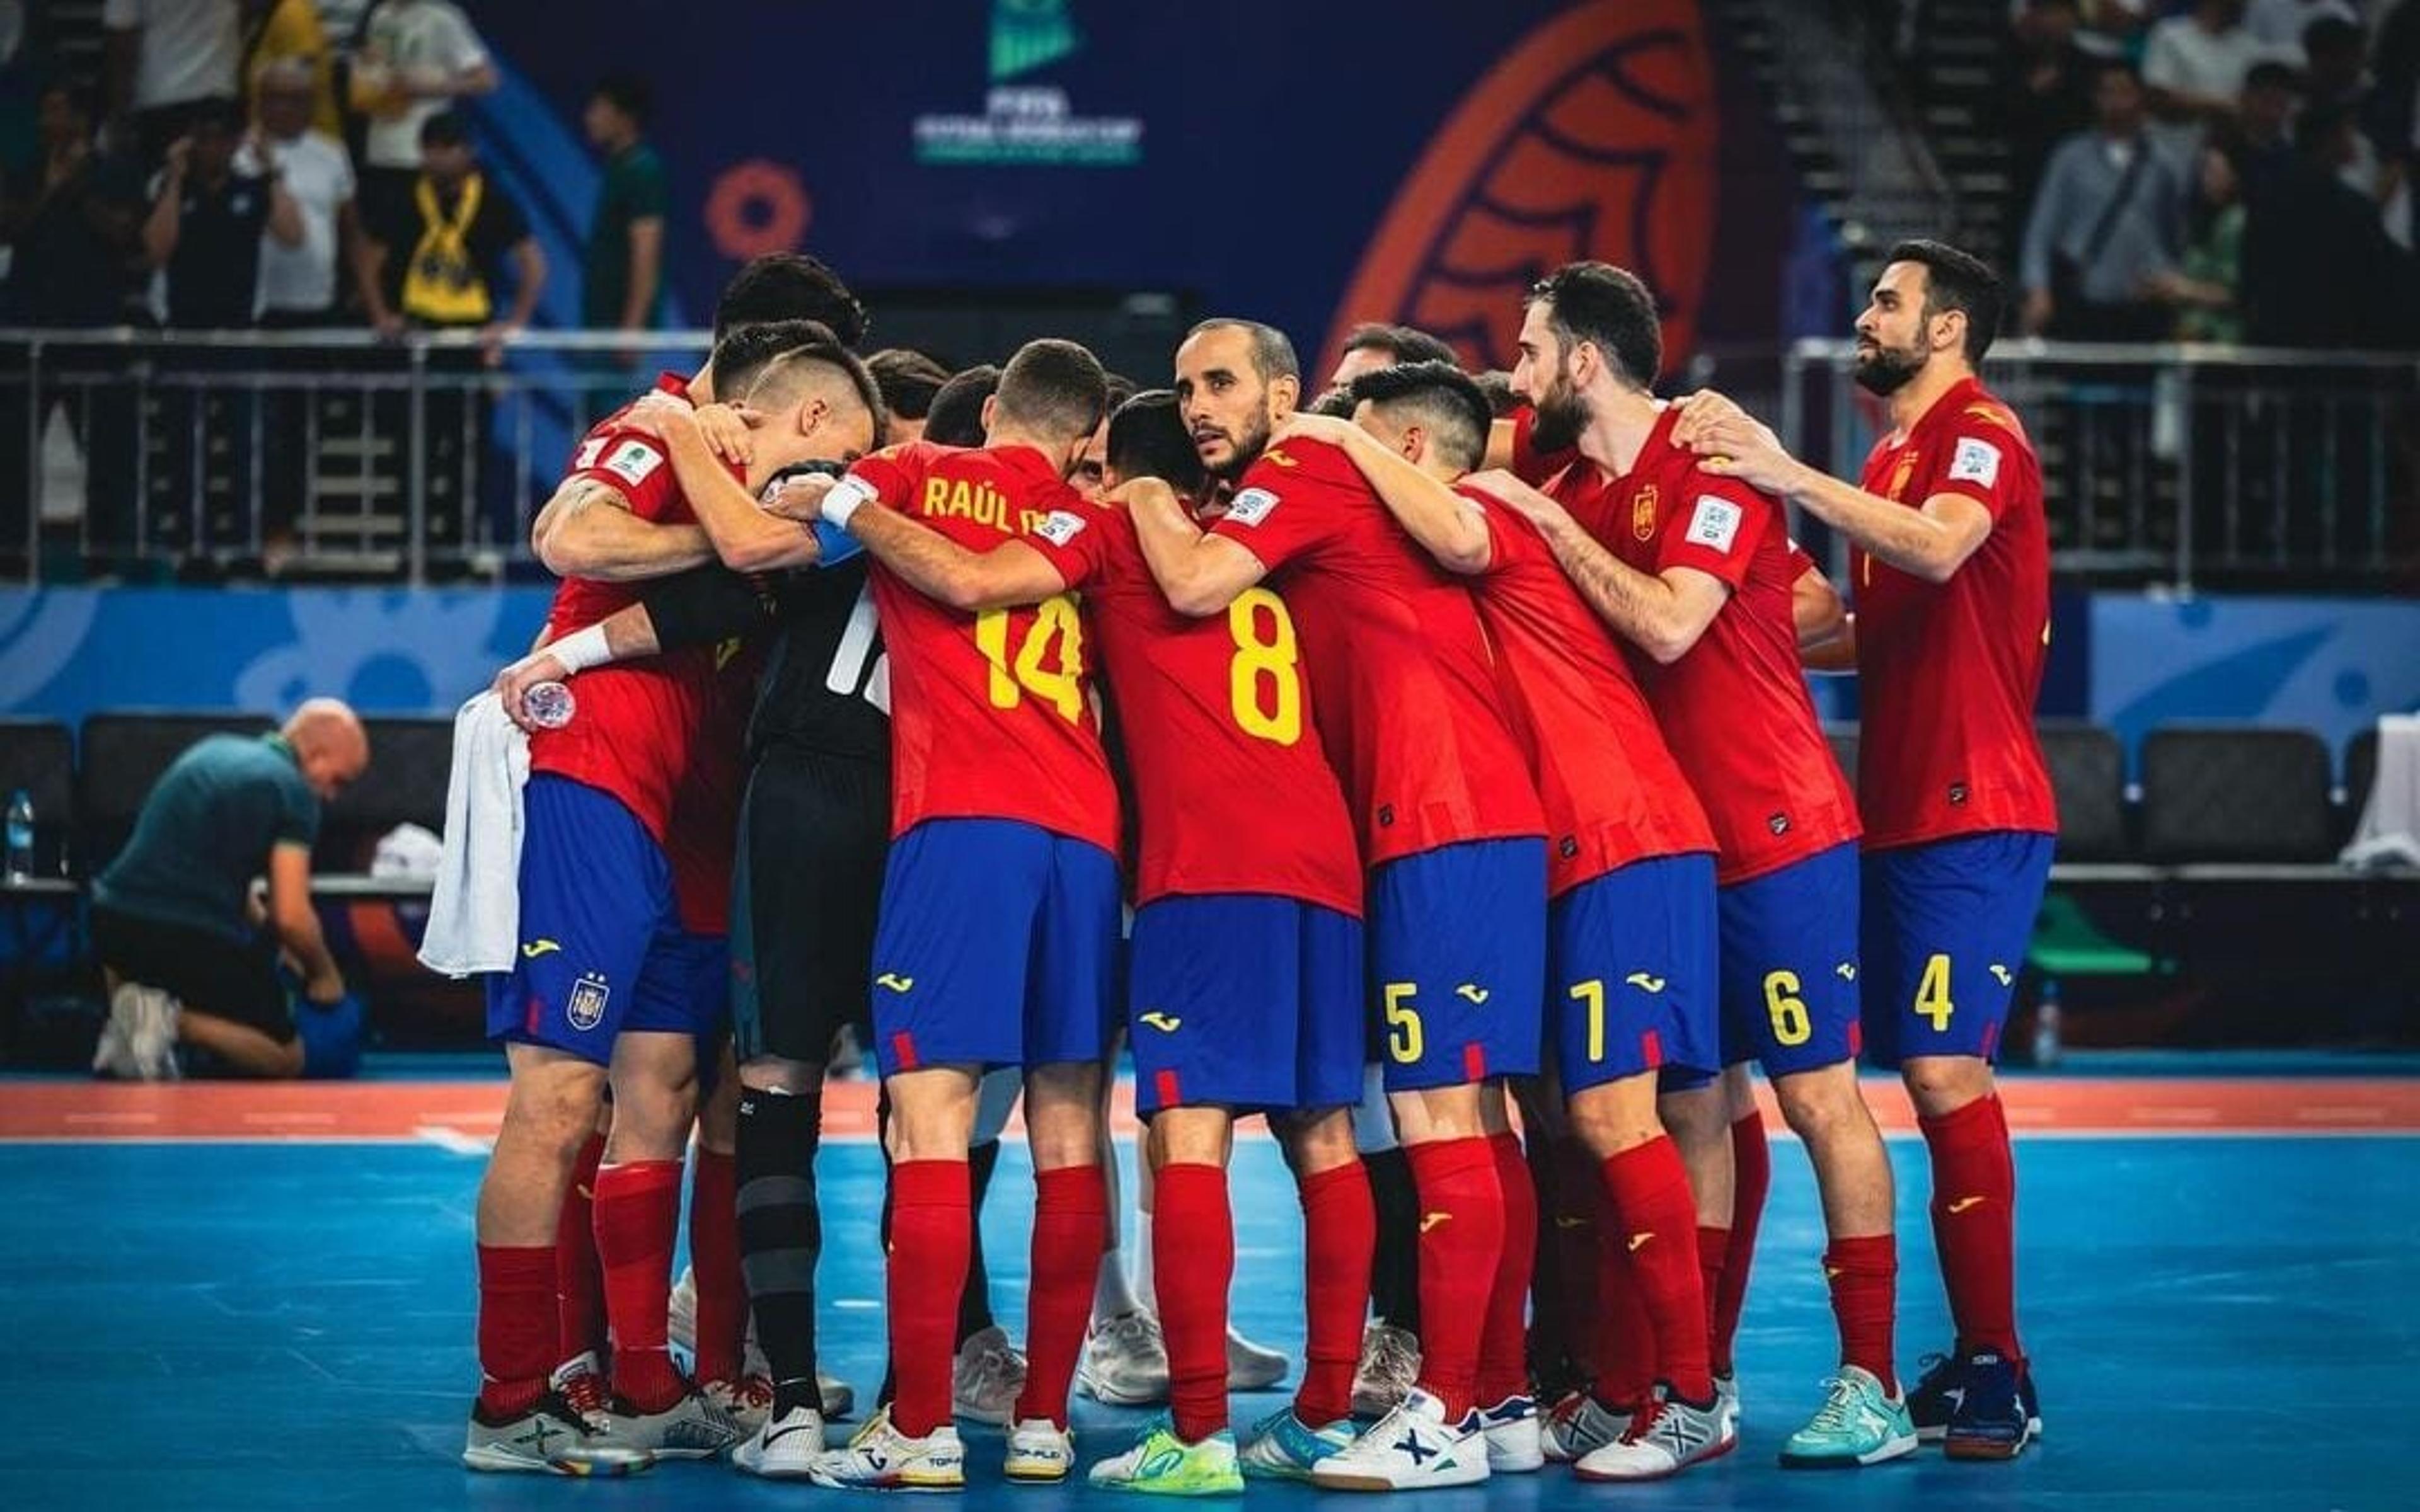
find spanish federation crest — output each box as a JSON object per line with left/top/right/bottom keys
{"left": 1632, "top": 483, "right": 1659, "bottom": 542}
{"left": 566, "top": 972, "right": 611, "bottom": 1032}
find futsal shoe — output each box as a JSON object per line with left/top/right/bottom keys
{"left": 952, "top": 1323, "right": 1028, "bottom": 1425}
{"left": 549, "top": 1351, "right": 611, "bottom": 1429}
{"left": 807, "top": 1405, "right": 965, "bottom": 1492}
{"left": 1777, "top": 1366, "right": 1920, "bottom": 1469}
{"left": 1225, "top": 1326, "right": 1290, "bottom": 1390}
{"left": 1715, "top": 1368, "right": 1741, "bottom": 1428}
{"left": 732, "top": 1404, "right": 826, "bottom": 1478}
{"left": 702, "top": 1372, "right": 775, "bottom": 1435}
{"left": 1087, "top": 1416, "right": 1245, "bottom": 1496}
{"left": 463, "top": 1391, "right": 648, "bottom": 1475}
{"left": 668, "top": 1267, "right": 855, "bottom": 1417}
{"left": 1944, "top": 1349, "right": 2039, "bottom": 1460}
{"left": 1572, "top": 1390, "right": 1736, "bottom": 1482}
{"left": 1079, "top": 1309, "right": 1171, "bottom": 1404}
{"left": 1238, "top": 1406, "right": 1354, "bottom": 1480}
{"left": 1347, "top": 1322, "right": 1420, "bottom": 1418}
{"left": 1310, "top": 1387, "right": 1490, "bottom": 1492}
{"left": 1479, "top": 1395, "right": 1543, "bottom": 1472}
{"left": 1540, "top": 1389, "right": 1632, "bottom": 1463}
{"left": 1005, "top": 1418, "right": 1077, "bottom": 1482}
{"left": 573, "top": 1386, "right": 746, "bottom": 1464}
{"left": 103, "top": 983, "right": 180, "bottom": 1080}
{"left": 1910, "top": 1348, "right": 2041, "bottom": 1448}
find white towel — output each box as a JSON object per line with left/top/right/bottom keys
{"left": 2341, "top": 714, "right": 2420, "bottom": 870}
{"left": 417, "top": 692, "right": 530, "bottom": 978}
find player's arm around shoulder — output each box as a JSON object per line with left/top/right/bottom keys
{"left": 1124, "top": 476, "right": 1268, "bottom": 617}
{"left": 848, "top": 496, "right": 1070, "bottom": 613}
{"left": 529, "top": 473, "right": 713, "bottom": 581}
{"left": 1284, "top": 413, "right": 1491, "bottom": 575}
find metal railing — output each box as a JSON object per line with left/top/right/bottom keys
{"left": 1, "top": 326, "right": 715, "bottom": 583}
{"left": 1780, "top": 338, "right": 2420, "bottom": 593}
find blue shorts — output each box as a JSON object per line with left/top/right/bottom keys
{"left": 485, "top": 776, "right": 732, "bottom": 1065}
{"left": 867, "top": 818, "right": 1121, "bottom": 1075}
{"left": 1128, "top": 894, "right": 1364, "bottom": 1116}
{"left": 1368, "top": 837, "right": 1548, "bottom": 1091}
{"left": 1716, "top": 841, "right": 1862, "bottom": 1078}
{"left": 1860, "top": 831, "right": 2055, "bottom": 1067}
{"left": 1550, "top": 853, "right": 1721, "bottom": 1094}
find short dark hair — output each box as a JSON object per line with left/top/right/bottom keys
{"left": 1340, "top": 321, "right": 1459, "bottom": 369}
{"left": 1103, "top": 372, "right": 1138, "bottom": 419}
{"left": 190, "top": 97, "right": 245, "bottom": 135}
{"left": 712, "top": 253, "right": 868, "bottom": 348}
{"left": 1472, "top": 370, "right": 1521, "bottom": 418}
{"left": 1347, "top": 360, "right": 1494, "bottom": 474}
{"left": 1105, "top": 390, "right": 1207, "bottom": 496}
{"left": 1186, "top": 318, "right": 1299, "bottom": 383}
{"left": 994, "top": 338, "right": 1109, "bottom": 443}
{"left": 1304, "top": 385, "right": 1359, "bottom": 420}
{"left": 923, "top": 364, "right": 1001, "bottom": 447}
{"left": 1884, "top": 239, "right": 2006, "bottom": 364}
{"left": 420, "top": 110, "right": 471, "bottom": 148}
{"left": 2093, "top": 57, "right": 2143, "bottom": 90}
{"left": 1526, "top": 261, "right": 1662, "bottom": 391}
{"left": 2302, "top": 15, "right": 2363, "bottom": 57}
{"left": 2244, "top": 60, "right": 2298, "bottom": 94}
{"left": 865, "top": 348, "right": 952, "bottom": 421}
{"left": 591, "top": 73, "right": 652, "bottom": 129}
{"left": 710, "top": 319, "right": 887, "bottom": 433}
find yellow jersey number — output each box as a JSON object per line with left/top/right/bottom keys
{"left": 1915, "top": 953, "right": 1954, "bottom": 1032}
{"left": 974, "top": 597, "right": 1085, "bottom": 722}
{"left": 1764, "top": 970, "right": 1812, "bottom": 1047}
{"left": 1383, "top": 982, "right": 1423, "bottom": 1065}
{"left": 1226, "top": 588, "right": 1302, "bottom": 745}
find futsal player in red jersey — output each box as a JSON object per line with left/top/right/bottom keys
{"left": 766, "top": 340, "right": 1121, "bottom": 1494}
{"left": 1284, "top": 357, "right": 1746, "bottom": 1481}
{"left": 1673, "top": 241, "right": 2054, "bottom": 1460}
{"left": 1473, "top": 263, "right": 1915, "bottom": 1470}
{"left": 1128, "top": 319, "right": 1548, "bottom": 1493}
{"left": 770, "top": 386, "right": 1380, "bottom": 1494}
{"left": 461, "top": 323, "right": 879, "bottom": 1475}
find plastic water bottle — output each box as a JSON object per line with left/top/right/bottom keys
{"left": 523, "top": 681, "right": 576, "bottom": 730}
{"left": 4, "top": 789, "right": 33, "bottom": 881}
{"left": 2031, "top": 978, "right": 2064, "bottom": 1068}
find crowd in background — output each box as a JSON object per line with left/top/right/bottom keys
{"left": 1998, "top": 0, "right": 2420, "bottom": 345}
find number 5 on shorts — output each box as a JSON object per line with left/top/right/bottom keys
{"left": 1383, "top": 982, "right": 1424, "bottom": 1065}
{"left": 1764, "top": 970, "right": 1811, "bottom": 1047}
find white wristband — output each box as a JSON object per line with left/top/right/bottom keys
{"left": 548, "top": 622, "right": 613, "bottom": 674}
{"left": 821, "top": 475, "right": 877, "bottom": 531}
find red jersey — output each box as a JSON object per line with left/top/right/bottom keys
{"left": 1557, "top": 408, "right": 1858, "bottom": 885}
{"left": 1207, "top": 438, "right": 1542, "bottom": 868}
{"left": 1024, "top": 500, "right": 1361, "bottom": 915}
{"left": 842, "top": 440, "right": 1121, "bottom": 854}
{"left": 1852, "top": 376, "right": 2056, "bottom": 849}
{"left": 530, "top": 374, "right": 751, "bottom": 932}
{"left": 1459, "top": 481, "right": 1715, "bottom": 896}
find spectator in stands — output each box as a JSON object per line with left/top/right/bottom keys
{"left": 2143, "top": 0, "right": 2272, "bottom": 162}
{"left": 243, "top": 0, "right": 343, "bottom": 140}
{"left": 2236, "top": 59, "right": 2302, "bottom": 189}
{"left": 2242, "top": 103, "right": 2420, "bottom": 345}
{"left": 922, "top": 362, "right": 1001, "bottom": 446}
{"left": 2246, "top": 0, "right": 2358, "bottom": 64}
{"left": 2300, "top": 18, "right": 2395, "bottom": 200}
{"left": 1325, "top": 319, "right": 1458, "bottom": 387}
{"left": 2146, "top": 137, "right": 2249, "bottom": 340}
{"left": 102, "top": 0, "right": 242, "bottom": 168}
{"left": 867, "top": 347, "right": 952, "bottom": 443}
{"left": 579, "top": 73, "right": 666, "bottom": 367}
{"left": 350, "top": 0, "right": 492, "bottom": 214}
{"left": 2065, "top": 0, "right": 2152, "bottom": 62}
{"left": 2020, "top": 60, "right": 2188, "bottom": 338}
{"left": 250, "top": 57, "right": 354, "bottom": 329}
{"left": 1997, "top": 0, "right": 2101, "bottom": 238}
{"left": 143, "top": 96, "right": 300, "bottom": 327}
{"left": 89, "top": 699, "right": 370, "bottom": 1080}
{"left": 354, "top": 110, "right": 539, "bottom": 356}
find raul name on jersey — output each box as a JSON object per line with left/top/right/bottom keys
{"left": 918, "top": 474, "right": 1051, "bottom": 536}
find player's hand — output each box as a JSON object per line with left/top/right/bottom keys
{"left": 2020, "top": 289, "right": 2053, "bottom": 336}
{"left": 688, "top": 402, "right": 760, "bottom": 467}
{"left": 619, "top": 389, "right": 694, "bottom": 440}
{"left": 1270, "top": 411, "right": 1361, "bottom": 449}
{"left": 1689, "top": 411, "right": 1802, "bottom": 495}
{"left": 1669, "top": 389, "right": 1749, "bottom": 450}
{"left": 478, "top": 320, "right": 521, "bottom": 369}
{"left": 761, "top": 471, "right": 837, "bottom": 522}
{"left": 493, "top": 650, "right": 571, "bottom": 733}
{"left": 1465, "top": 469, "right": 1574, "bottom": 532}
{"left": 304, "top": 963, "right": 348, "bottom": 1007}
{"left": 163, "top": 135, "right": 192, "bottom": 179}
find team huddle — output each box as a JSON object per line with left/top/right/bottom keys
{"left": 458, "top": 239, "right": 2057, "bottom": 1495}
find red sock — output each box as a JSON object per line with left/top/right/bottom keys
{"left": 1591, "top": 1217, "right": 1657, "bottom": 1411}
{"left": 1695, "top": 1226, "right": 1730, "bottom": 1372}
{"left": 1599, "top": 1137, "right": 1714, "bottom": 1402}
{"left": 887, "top": 1159, "right": 971, "bottom": 1437}
{"left": 1824, "top": 1234, "right": 1899, "bottom": 1394}
{"left": 594, "top": 1159, "right": 687, "bottom": 1411}
{"left": 1553, "top": 1140, "right": 1606, "bottom": 1381}
{"left": 476, "top": 1243, "right": 558, "bottom": 1418}
{"left": 689, "top": 1147, "right": 746, "bottom": 1383}
{"left": 1015, "top": 1164, "right": 1109, "bottom": 1429}
{"left": 1477, "top": 1131, "right": 1536, "bottom": 1407}
{"left": 1715, "top": 1108, "right": 1770, "bottom": 1375}
{"left": 1405, "top": 1136, "right": 1504, "bottom": 1419}
{"left": 555, "top": 1131, "right": 606, "bottom": 1365}
{"left": 1294, "top": 1160, "right": 1373, "bottom": 1427}
{"left": 1920, "top": 1093, "right": 2020, "bottom": 1358}
{"left": 1154, "top": 1163, "right": 1233, "bottom": 1443}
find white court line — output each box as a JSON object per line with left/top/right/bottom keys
{"left": 832, "top": 1298, "right": 881, "bottom": 1310}
{"left": 414, "top": 1125, "right": 495, "bottom": 1156}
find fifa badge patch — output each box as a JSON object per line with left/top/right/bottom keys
{"left": 566, "top": 972, "right": 611, "bottom": 1032}
{"left": 1686, "top": 495, "right": 1743, "bottom": 554}
{"left": 604, "top": 439, "right": 664, "bottom": 486}
{"left": 1949, "top": 437, "right": 2002, "bottom": 488}
{"left": 1226, "top": 487, "right": 1280, "bottom": 527}
{"left": 1631, "top": 483, "right": 1658, "bottom": 541}
{"left": 1033, "top": 508, "right": 1088, "bottom": 546}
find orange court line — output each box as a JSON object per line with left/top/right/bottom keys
{"left": 1, "top": 1075, "right": 2416, "bottom": 1143}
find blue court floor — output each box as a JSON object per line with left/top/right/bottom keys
{"left": 2, "top": 1125, "right": 2414, "bottom": 1510}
